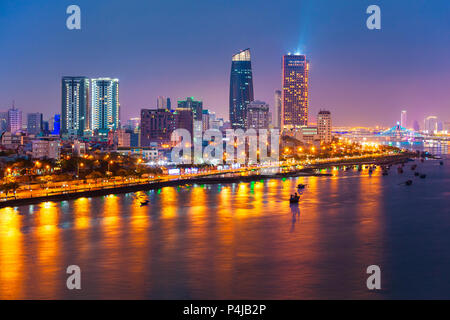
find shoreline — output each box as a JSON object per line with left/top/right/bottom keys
{"left": 0, "top": 153, "right": 415, "bottom": 209}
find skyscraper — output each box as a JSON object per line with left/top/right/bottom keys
{"left": 7, "top": 106, "right": 22, "bottom": 133}
{"left": 229, "top": 48, "right": 254, "bottom": 129}
{"left": 401, "top": 110, "right": 407, "bottom": 128}
{"left": 91, "top": 78, "right": 120, "bottom": 135}
{"left": 0, "top": 112, "right": 8, "bottom": 132}
{"left": 282, "top": 54, "right": 309, "bottom": 129}
{"left": 317, "top": 110, "right": 332, "bottom": 143}
{"left": 424, "top": 116, "right": 438, "bottom": 133}
{"left": 27, "top": 112, "right": 43, "bottom": 135}
{"left": 274, "top": 90, "right": 282, "bottom": 128}
{"left": 61, "top": 76, "right": 90, "bottom": 136}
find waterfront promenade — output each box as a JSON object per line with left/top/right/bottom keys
{"left": 0, "top": 152, "right": 414, "bottom": 208}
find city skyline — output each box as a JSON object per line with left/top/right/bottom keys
{"left": 1, "top": 0, "right": 450, "bottom": 126}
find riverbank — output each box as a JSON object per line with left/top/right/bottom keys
{"left": 0, "top": 152, "right": 415, "bottom": 208}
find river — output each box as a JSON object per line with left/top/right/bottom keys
{"left": 0, "top": 143, "right": 449, "bottom": 299}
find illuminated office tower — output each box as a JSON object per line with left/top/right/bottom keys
{"left": 7, "top": 105, "right": 22, "bottom": 134}
{"left": 401, "top": 110, "right": 407, "bottom": 128}
{"left": 229, "top": 48, "right": 254, "bottom": 129}
{"left": 61, "top": 76, "right": 90, "bottom": 136}
{"left": 282, "top": 54, "right": 309, "bottom": 129}
{"left": 274, "top": 90, "right": 282, "bottom": 128}
{"left": 317, "top": 110, "right": 332, "bottom": 143}
{"left": 91, "top": 78, "right": 120, "bottom": 135}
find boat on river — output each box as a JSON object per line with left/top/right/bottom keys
{"left": 289, "top": 194, "right": 300, "bottom": 204}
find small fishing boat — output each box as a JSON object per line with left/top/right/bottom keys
{"left": 405, "top": 180, "right": 413, "bottom": 186}
{"left": 414, "top": 172, "right": 420, "bottom": 177}
{"left": 289, "top": 194, "right": 300, "bottom": 204}
{"left": 297, "top": 184, "right": 307, "bottom": 189}
{"left": 420, "top": 174, "right": 427, "bottom": 179}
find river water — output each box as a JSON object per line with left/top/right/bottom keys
{"left": 0, "top": 144, "right": 449, "bottom": 299}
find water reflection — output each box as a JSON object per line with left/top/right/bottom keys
{"left": 0, "top": 156, "right": 448, "bottom": 299}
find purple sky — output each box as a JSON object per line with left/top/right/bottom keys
{"left": 0, "top": 0, "right": 449, "bottom": 127}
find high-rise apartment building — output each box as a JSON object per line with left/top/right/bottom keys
{"left": 229, "top": 49, "right": 254, "bottom": 129}
{"left": 274, "top": 90, "right": 282, "bottom": 128}
{"left": 246, "top": 100, "right": 270, "bottom": 130}
{"left": 91, "top": 78, "right": 120, "bottom": 135}
{"left": 202, "top": 110, "right": 210, "bottom": 132}
{"left": 317, "top": 110, "right": 332, "bottom": 143}
{"left": 401, "top": 110, "right": 407, "bottom": 128}
{"left": 7, "top": 106, "right": 22, "bottom": 134}
{"left": 282, "top": 54, "right": 309, "bottom": 129}
{"left": 61, "top": 76, "right": 90, "bottom": 136}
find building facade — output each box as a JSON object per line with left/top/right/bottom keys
{"left": 31, "top": 139, "right": 60, "bottom": 159}
{"left": 91, "top": 78, "right": 120, "bottom": 135}
{"left": 0, "top": 112, "right": 8, "bottom": 132}
{"left": 400, "top": 110, "right": 407, "bottom": 128}
{"left": 424, "top": 116, "right": 438, "bottom": 133}
{"left": 140, "top": 108, "right": 174, "bottom": 146}
{"left": 229, "top": 49, "right": 254, "bottom": 129}
{"left": 27, "top": 113, "right": 43, "bottom": 135}
{"left": 173, "top": 108, "right": 194, "bottom": 136}
{"left": 177, "top": 97, "right": 203, "bottom": 122}
{"left": 317, "top": 110, "right": 332, "bottom": 143}
{"left": 8, "top": 107, "right": 22, "bottom": 134}
{"left": 61, "top": 76, "right": 90, "bottom": 136}
{"left": 246, "top": 100, "right": 270, "bottom": 130}
{"left": 282, "top": 54, "right": 309, "bottom": 129}
{"left": 274, "top": 90, "right": 282, "bottom": 128}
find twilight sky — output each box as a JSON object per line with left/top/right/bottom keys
{"left": 0, "top": 0, "right": 449, "bottom": 127}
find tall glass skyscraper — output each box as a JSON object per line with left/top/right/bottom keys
{"left": 229, "top": 48, "right": 254, "bottom": 129}
{"left": 61, "top": 76, "right": 90, "bottom": 136}
{"left": 282, "top": 54, "right": 309, "bottom": 129}
{"left": 91, "top": 78, "right": 120, "bottom": 135}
